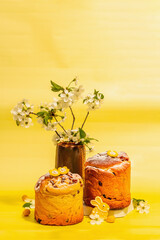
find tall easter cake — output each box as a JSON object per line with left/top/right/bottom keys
{"left": 35, "top": 167, "right": 84, "bottom": 225}
{"left": 84, "top": 150, "right": 131, "bottom": 209}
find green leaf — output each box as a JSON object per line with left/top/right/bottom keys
{"left": 83, "top": 139, "right": 90, "bottom": 143}
{"left": 94, "top": 89, "right": 99, "bottom": 95}
{"left": 37, "top": 111, "right": 45, "bottom": 117}
{"left": 44, "top": 116, "right": 49, "bottom": 126}
{"left": 83, "top": 137, "right": 98, "bottom": 144}
{"left": 100, "top": 93, "right": 104, "bottom": 99}
{"left": 79, "top": 128, "right": 86, "bottom": 138}
{"left": 132, "top": 198, "right": 145, "bottom": 208}
{"left": 50, "top": 80, "right": 64, "bottom": 92}
{"left": 66, "top": 87, "right": 74, "bottom": 91}
{"left": 16, "top": 120, "right": 20, "bottom": 126}
{"left": 88, "top": 137, "right": 99, "bottom": 142}
{"left": 23, "top": 202, "right": 32, "bottom": 208}
{"left": 48, "top": 115, "right": 53, "bottom": 120}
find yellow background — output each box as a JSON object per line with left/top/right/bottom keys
{"left": 0, "top": 0, "right": 160, "bottom": 239}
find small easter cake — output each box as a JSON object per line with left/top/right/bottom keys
{"left": 35, "top": 167, "right": 84, "bottom": 225}
{"left": 84, "top": 150, "right": 131, "bottom": 209}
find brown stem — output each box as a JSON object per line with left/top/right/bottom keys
{"left": 30, "top": 112, "right": 61, "bottom": 137}
{"left": 55, "top": 130, "right": 61, "bottom": 138}
{"left": 81, "top": 111, "right": 89, "bottom": 129}
{"left": 54, "top": 116, "right": 67, "bottom": 133}
{"left": 69, "top": 106, "right": 75, "bottom": 130}
{"left": 29, "top": 112, "right": 37, "bottom": 116}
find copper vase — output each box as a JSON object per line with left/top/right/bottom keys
{"left": 55, "top": 142, "right": 86, "bottom": 179}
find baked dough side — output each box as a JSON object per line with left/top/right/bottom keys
{"left": 35, "top": 173, "right": 84, "bottom": 225}
{"left": 35, "top": 188, "right": 83, "bottom": 225}
{"left": 84, "top": 162, "right": 131, "bottom": 209}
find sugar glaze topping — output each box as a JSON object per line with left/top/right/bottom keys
{"left": 35, "top": 172, "right": 83, "bottom": 191}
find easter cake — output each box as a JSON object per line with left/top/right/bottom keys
{"left": 84, "top": 150, "right": 131, "bottom": 209}
{"left": 35, "top": 167, "right": 84, "bottom": 225}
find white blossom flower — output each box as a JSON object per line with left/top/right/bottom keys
{"left": 52, "top": 128, "right": 97, "bottom": 152}
{"left": 59, "top": 89, "right": 74, "bottom": 108}
{"left": 37, "top": 101, "right": 66, "bottom": 132}
{"left": 136, "top": 201, "right": 150, "bottom": 214}
{"left": 48, "top": 98, "right": 59, "bottom": 110}
{"left": 43, "top": 122, "right": 58, "bottom": 131}
{"left": 83, "top": 90, "right": 104, "bottom": 111}
{"left": 11, "top": 99, "right": 34, "bottom": 128}
{"left": 39, "top": 98, "right": 60, "bottom": 111}
{"left": 65, "top": 129, "right": 80, "bottom": 143}
{"left": 72, "top": 85, "right": 84, "bottom": 101}
{"left": 40, "top": 102, "right": 48, "bottom": 109}
{"left": 52, "top": 129, "right": 81, "bottom": 145}
{"left": 59, "top": 85, "right": 84, "bottom": 109}
{"left": 72, "top": 136, "right": 79, "bottom": 143}
{"left": 75, "top": 77, "right": 78, "bottom": 85}
{"left": 37, "top": 115, "right": 58, "bottom": 131}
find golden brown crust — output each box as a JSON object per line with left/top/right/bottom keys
{"left": 35, "top": 172, "right": 84, "bottom": 225}
{"left": 84, "top": 151, "right": 131, "bottom": 209}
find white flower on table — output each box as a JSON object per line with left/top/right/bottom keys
{"left": 136, "top": 201, "right": 150, "bottom": 214}
{"left": 90, "top": 213, "right": 104, "bottom": 225}
{"left": 22, "top": 195, "right": 35, "bottom": 209}
{"left": 11, "top": 99, "right": 34, "bottom": 128}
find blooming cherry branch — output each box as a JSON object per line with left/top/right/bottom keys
{"left": 82, "top": 89, "right": 104, "bottom": 129}
{"left": 11, "top": 78, "right": 104, "bottom": 151}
